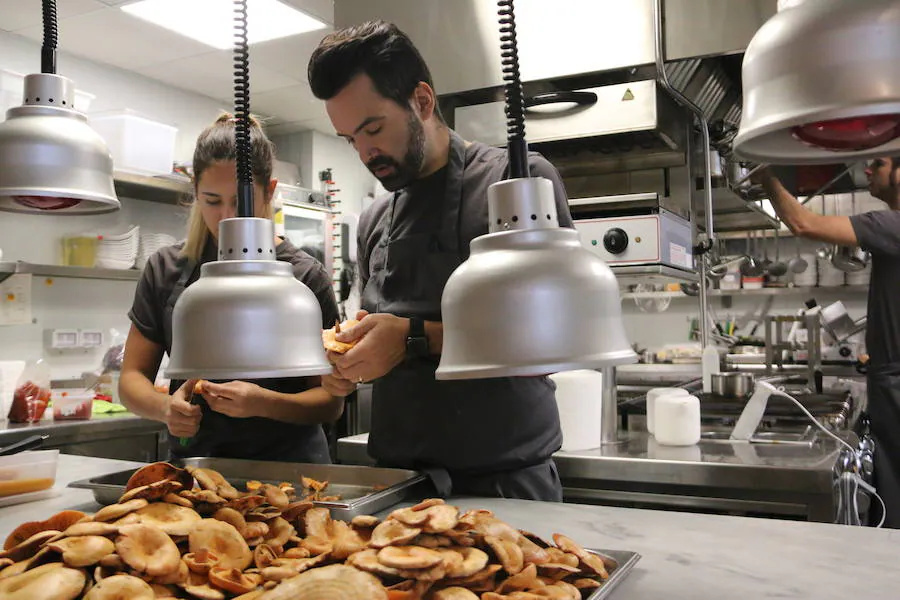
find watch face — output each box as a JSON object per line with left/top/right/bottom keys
{"left": 407, "top": 337, "right": 429, "bottom": 357}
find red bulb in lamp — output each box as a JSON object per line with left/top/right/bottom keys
{"left": 792, "top": 114, "right": 900, "bottom": 152}
{"left": 13, "top": 196, "right": 83, "bottom": 211}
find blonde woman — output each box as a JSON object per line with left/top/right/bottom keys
{"left": 119, "top": 114, "right": 342, "bottom": 462}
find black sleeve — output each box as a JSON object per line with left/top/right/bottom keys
{"left": 294, "top": 262, "right": 340, "bottom": 329}
{"left": 849, "top": 210, "right": 900, "bottom": 257}
{"left": 528, "top": 153, "right": 574, "bottom": 228}
{"left": 127, "top": 255, "right": 166, "bottom": 345}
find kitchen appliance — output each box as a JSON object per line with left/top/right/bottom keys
{"left": 279, "top": 198, "right": 334, "bottom": 273}
{"left": 828, "top": 245, "right": 869, "bottom": 273}
{"left": 573, "top": 201, "right": 693, "bottom": 272}
{"left": 711, "top": 372, "right": 754, "bottom": 399}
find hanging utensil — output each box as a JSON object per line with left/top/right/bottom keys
{"left": 760, "top": 231, "right": 773, "bottom": 274}
{"left": 768, "top": 228, "right": 788, "bottom": 277}
{"left": 740, "top": 231, "right": 764, "bottom": 276}
{"left": 788, "top": 233, "right": 808, "bottom": 274}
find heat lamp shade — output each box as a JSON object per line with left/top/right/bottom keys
{"left": 734, "top": 0, "right": 900, "bottom": 164}
{"left": 436, "top": 227, "right": 637, "bottom": 380}
{"left": 0, "top": 74, "right": 119, "bottom": 215}
{"left": 166, "top": 260, "right": 331, "bottom": 380}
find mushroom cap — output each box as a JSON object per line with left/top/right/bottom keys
{"left": 187, "top": 467, "right": 239, "bottom": 501}
{"left": 369, "top": 519, "right": 422, "bottom": 549}
{"left": 115, "top": 524, "right": 182, "bottom": 577}
{"left": 3, "top": 510, "right": 84, "bottom": 551}
{"left": 0, "top": 562, "right": 86, "bottom": 600}
{"left": 0, "top": 530, "right": 62, "bottom": 563}
{"left": 421, "top": 504, "right": 460, "bottom": 534}
{"left": 133, "top": 503, "right": 202, "bottom": 537}
{"left": 48, "top": 535, "right": 116, "bottom": 568}
{"left": 431, "top": 587, "right": 480, "bottom": 600}
{"left": 208, "top": 566, "right": 258, "bottom": 595}
{"left": 349, "top": 515, "right": 380, "bottom": 529}
{"left": 484, "top": 535, "right": 525, "bottom": 575}
{"left": 377, "top": 545, "right": 443, "bottom": 570}
{"left": 83, "top": 573, "right": 155, "bottom": 600}
{"left": 126, "top": 463, "right": 193, "bottom": 493}
{"left": 63, "top": 522, "right": 120, "bottom": 538}
{"left": 188, "top": 519, "right": 252, "bottom": 571}
{"left": 257, "top": 563, "right": 387, "bottom": 600}
{"left": 264, "top": 517, "right": 294, "bottom": 550}
{"left": 94, "top": 499, "right": 149, "bottom": 523}
{"left": 211, "top": 508, "right": 247, "bottom": 537}
{"left": 184, "top": 549, "right": 220, "bottom": 575}
{"left": 120, "top": 480, "right": 184, "bottom": 504}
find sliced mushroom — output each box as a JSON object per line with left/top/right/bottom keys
{"left": 95, "top": 499, "right": 150, "bottom": 523}
{"left": 345, "top": 549, "right": 402, "bottom": 578}
{"left": 431, "top": 588, "right": 480, "bottom": 600}
{"left": 327, "top": 520, "right": 364, "bottom": 560}
{"left": 369, "top": 519, "right": 421, "bottom": 549}
{"left": 63, "top": 522, "right": 120, "bottom": 537}
{"left": 0, "top": 530, "right": 61, "bottom": 563}
{"left": 84, "top": 573, "right": 155, "bottom": 600}
{"left": 208, "top": 566, "right": 258, "bottom": 595}
{"left": 47, "top": 535, "right": 115, "bottom": 568}
{"left": 377, "top": 545, "right": 443, "bottom": 570}
{"left": 120, "top": 480, "right": 183, "bottom": 504}
{"left": 115, "top": 524, "right": 182, "bottom": 577}
{"left": 552, "top": 534, "right": 608, "bottom": 580}
{"left": 188, "top": 519, "right": 252, "bottom": 571}
{"left": 485, "top": 535, "right": 525, "bottom": 575}
{"left": 349, "top": 515, "right": 380, "bottom": 529}
{"left": 255, "top": 563, "right": 387, "bottom": 600}
{"left": 0, "top": 563, "right": 86, "bottom": 600}
{"left": 133, "top": 503, "right": 202, "bottom": 537}
{"left": 422, "top": 504, "right": 459, "bottom": 534}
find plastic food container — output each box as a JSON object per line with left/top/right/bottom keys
{"left": 0, "top": 449, "right": 59, "bottom": 497}
{"left": 51, "top": 390, "right": 94, "bottom": 421}
{"left": 90, "top": 109, "right": 177, "bottom": 175}
{"left": 62, "top": 235, "right": 99, "bottom": 267}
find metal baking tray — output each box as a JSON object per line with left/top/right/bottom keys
{"left": 584, "top": 548, "right": 641, "bottom": 599}
{"left": 69, "top": 456, "right": 428, "bottom": 521}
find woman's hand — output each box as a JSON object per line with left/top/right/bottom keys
{"left": 321, "top": 373, "right": 357, "bottom": 398}
{"left": 165, "top": 379, "right": 202, "bottom": 438}
{"left": 201, "top": 381, "right": 267, "bottom": 419}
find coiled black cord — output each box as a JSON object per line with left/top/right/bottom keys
{"left": 234, "top": 0, "right": 254, "bottom": 218}
{"left": 498, "top": 0, "right": 528, "bottom": 179}
{"left": 41, "top": 0, "right": 58, "bottom": 74}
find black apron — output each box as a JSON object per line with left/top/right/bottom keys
{"left": 163, "top": 256, "right": 331, "bottom": 464}
{"left": 361, "top": 131, "right": 563, "bottom": 501}
{"left": 865, "top": 363, "right": 900, "bottom": 528}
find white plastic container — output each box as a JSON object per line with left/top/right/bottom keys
{"left": 51, "top": 389, "right": 94, "bottom": 421}
{"left": 90, "top": 109, "right": 177, "bottom": 175}
{"left": 655, "top": 394, "right": 701, "bottom": 446}
{"left": 0, "top": 449, "right": 59, "bottom": 497}
{"left": 646, "top": 387, "right": 690, "bottom": 435}
{"left": 1, "top": 69, "right": 94, "bottom": 119}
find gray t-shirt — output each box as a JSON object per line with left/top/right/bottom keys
{"left": 128, "top": 236, "right": 340, "bottom": 462}
{"left": 850, "top": 210, "right": 900, "bottom": 366}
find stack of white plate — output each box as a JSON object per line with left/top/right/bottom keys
{"left": 136, "top": 233, "right": 177, "bottom": 270}
{"left": 846, "top": 262, "right": 872, "bottom": 286}
{"left": 95, "top": 226, "right": 139, "bottom": 269}
{"left": 791, "top": 253, "right": 818, "bottom": 287}
{"left": 817, "top": 254, "right": 845, "bottom": 287}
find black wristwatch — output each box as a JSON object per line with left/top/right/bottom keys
{"left": 406, "top": 317, "right": 430, "bottom": 359}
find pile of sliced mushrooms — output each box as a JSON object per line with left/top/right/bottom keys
{"left": 0, "top": 462, "right": 613, "bottom": 599}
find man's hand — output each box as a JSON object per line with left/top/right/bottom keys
{"left": 330, "top": 312, "right": 408, "bottom": 383}
{"left": 202, "top": 381, "right": 267, "bottom": 419}
{"left": 321, "top": 373, "right": 358, "bottom": 398}
{"left": 165, "top": 379, "right": 202, "bottom": 438}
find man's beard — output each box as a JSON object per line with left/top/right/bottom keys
{"left": 366, "top": 112, "right": 426, "bottom": 192}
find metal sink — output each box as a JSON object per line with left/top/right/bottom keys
{"left": 701, "top": 426, "right": 819, "bottom": 447}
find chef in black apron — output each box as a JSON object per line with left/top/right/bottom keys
{"left": 308, "top": 22, "right": 574, "bottom": 500}
{"left": 758, "top": 158, "right": 900, "bottom": 527}
{"left": 120, "top": 114, "right": 342, "bottom": 463}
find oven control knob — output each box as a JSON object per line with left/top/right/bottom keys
{"left": 603, "top": 228, "right": 629, "bottom": 254}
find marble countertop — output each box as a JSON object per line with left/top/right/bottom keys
{"left": 1, "top": 455, "right": 897, "bottom": 599}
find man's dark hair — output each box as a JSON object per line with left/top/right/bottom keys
{"left": 307, "top": 20, "right": 443, "bottom": 121}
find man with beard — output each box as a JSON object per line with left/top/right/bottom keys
{"left": 755, "top": 158, "right": 900, "bottom": 527}
{"left": 307, "top": 20, "right": 573, "bottom": 500}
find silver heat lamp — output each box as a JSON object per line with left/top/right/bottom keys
{"left": 735, "top": 0, "right": 900, "bottom": 164}
{"left": 436, "top": 177, "right": 636, "bottom": 379}
{"left": 166, "top": 218, "right": 330, "bottom": 380}
{"left": 436, "top": 0, "right": 635, "bottom": 379}
{"left": 0, "top": 0, "right": 118, "bottom": 215}
{"left": 165, "top": 0, "right": 329, "bottom": 381}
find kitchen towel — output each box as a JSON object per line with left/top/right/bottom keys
{"left": 549, "top": 370, "right": 604, "bottom": 452}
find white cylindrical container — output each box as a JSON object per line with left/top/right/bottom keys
{"left": 647, "top": 437, "right": 702, "bottom": 462}
{"left": 550, "top": 370, "right": 604, "bottom": 452}
{"left": 655, "top": 393, "right": 701, "bottom": 446}
{"left": 646, "top": 387, "right": 690, "bottom": 435}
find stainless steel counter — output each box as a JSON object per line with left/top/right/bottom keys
{"left": 0, "top": 414, "right": 168, "bottom": 462}
{"left": 338, "top": 431, "right": 843, "bottom": 522}
{"left": 0, "top": 455, "right": 896, "bottom": 600}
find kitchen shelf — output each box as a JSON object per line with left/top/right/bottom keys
{"left": 0, "top": 262, "right": 141, "bottom": 284}
{"left": 621, "top": 284, "right": 868, "bottom": 300}
{"left": 113, "top": 171, "right": 191, "bottom": 205}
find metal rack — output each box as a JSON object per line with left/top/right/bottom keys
{"left": 0, "top": 262, "right": 141, "bottom": 284}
